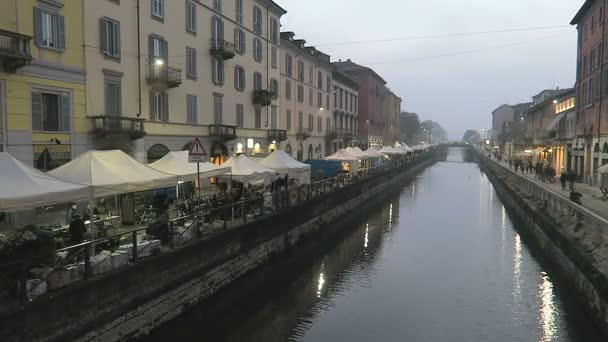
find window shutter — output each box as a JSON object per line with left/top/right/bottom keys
{"left": 242, "top": 31, "right": 246, "bottom": 52}
{"left": 31, "top": 92, "right": 42, "bottom": 131}
{"left": 192, "top": 96, "right": 197, "bottom": 123}
{"left": 61, "top": 93, "right": 71, "bottom": 131}
{"left": 211, "top": 18, "right": 217, "bottom": 42}
{"left": 233, "top": 29, "right": 238, "bottom": 51}
{"left": 115, "top": 22, "right": 121, "bottom": 57}
{"left": 100, "top": 19, "right": 107, "bottom": 54}
{"left": 34, "top": 8, "right": 43, "bottom": 46}
{"left": 162, "top": 93, "right": 169, "bottom": 122}
{"left": 162, "top": 40, "right": 168, "bottom": 60}
{"left": 219, "top": 20, "right": 224, "bottom": 40}
{"left": 148, "top": 35, "right": 154, "bottom": 58}
{"left": 57, "top": 15, "right": 66, "bottom": 50}
{"left": 149, "top": 91, "right": 156, "bottom": 120}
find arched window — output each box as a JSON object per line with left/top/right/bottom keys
{"left": 317, "top": 116, "right": 322, "bottom": 133}
{"left": 285, "top": 143, "right": 292, "bottom": 156}
{"left": 308, "top": 114, "right": 314, "bottom": 132}
{"left": 316, "top": 144, "right": 322, "bottom": 158}
{"left": 297, "top": 144, "right": 303, "bottom": 161}
{"left": 307, "top": 144, "right": 313, "bottom": 159}
{"left": 326, "top": 118, "right": 331, "bottom": 132}
{"left": 147, "top": 144, "right": 169, "bottom": 163}
{"left": 595, "top": 143, "right": 600, "bottom": 152}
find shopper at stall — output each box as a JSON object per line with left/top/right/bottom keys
{"left": 68, "top": 214, "right": 87, "bottom": 245}
{"left": 66, "top": 203, "right": 78, "bottom": 224}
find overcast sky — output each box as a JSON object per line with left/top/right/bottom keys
{"left": 274, "top": 0, "right": 582, "bottom": 140}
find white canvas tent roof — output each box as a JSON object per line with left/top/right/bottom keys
{"left": 259, "top": 150, "right": 311, "bottom": 185}
{"left": 48, "top": 150, "right": 178, "bottom": 197}
{"left": 345, "top": 147, "right": 367, "bottom": 158}
{"left": 378, "top": 146, "right": 399, "bottom": 155}
{"left": 325, "top": 149, "right": 360, "bottom": 161}
{"left": 219, "top": 154, "right": 277, "bottom": 183}
{"left": 148, "top": 151, "right": 230, "bottom": 181}
{"left": 363, "top": 147, "right": 386, "bottom": 158}
{"left": 0, "top": 152, "right": 91, "bottom": 211}
{"left": 598, "top": 164, "right": 608, "bottom": 174}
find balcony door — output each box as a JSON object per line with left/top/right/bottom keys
{"left": 212, "top": 17, "right": 224, "bottom": 48}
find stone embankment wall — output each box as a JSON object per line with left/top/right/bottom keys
{"left": 1, "top": 149, "right": 443, "bottom": 342}
{"left": 475, "top": 149, "right": 608, "bottom": 338}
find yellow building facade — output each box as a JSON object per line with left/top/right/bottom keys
{"left": 0, "top": 0, "right": 86, "bottom": 169}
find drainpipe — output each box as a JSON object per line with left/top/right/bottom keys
{"left": 597, "top": 0, "right": 606, "bottom": 185}
{"left": 136, "top": 0, "right": 142, "bottom": 118}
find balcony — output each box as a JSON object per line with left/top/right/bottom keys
{"left": 253, "top": 90, "right": 273, "bottom": 107}
{"left": 267, "top": 129, "right": 287, "bottom": 142}
{"left": 209, "top": 125, "right": 237, "bottom": 141}
{"left": 0, "top": 29, "right": 32, "bottom": 72}
{"left": 326, "top": 129, "right": 338, "bottom": 141}
{"left": 296, "top": 129, "right": 310, "bottom": 140}
{"left": 90, "top": 116, "right": 146, "bottom": 139}
{"left": 146, "top": 62, "right": 182, "bottom": 89}
{"left": 209, "top": 39, "right": 236, "bottom": 60}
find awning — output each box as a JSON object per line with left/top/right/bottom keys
{"left": 545, "top": 113, "right": 566, "bottom": 131}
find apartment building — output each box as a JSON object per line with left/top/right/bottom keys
{"left": 383, "top": 90, "right": 402, "bottom": 147}
{"left": 328, "top": 69, "right": 359, "bottom": 154}
{"left": 279, "top": 32, "right": 333, "bottom": 161}
{"left": 0, "top": 0, "right": 87, "bottom": 169}
{"left": 84, "top": 0, "right": 286, "bottom": 164}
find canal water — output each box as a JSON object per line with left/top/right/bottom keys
{"left": 142, "top": 147, "right": 602, "bottom": 342}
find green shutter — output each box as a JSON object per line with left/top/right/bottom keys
{"left": 100, "top": 19, "right": 107, "bottom": 54}
{"left": 149, "top": 91, "right": 156, "bottom": 121}
{"left": 31, "top": 92, "right": 42, "bottom": 131}
{"left": 115, "top": 21, "right": 121, "bottom": 57}
{"left": 57, "top": 15, "right": 66, "bottom": 50}
{"left": 162, "top": 93, "right": 169, "bottom": 122}
{"left": 34, "top": 8, "right": 43, "bottom": 46}
{"left": 61, "top": 93, "right": 71, "bottom": 131}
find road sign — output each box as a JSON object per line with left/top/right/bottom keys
{"left": 188, "top": 137, "right": 207, "bottom": 163}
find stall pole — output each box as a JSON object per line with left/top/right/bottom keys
{"left": 197, "top": 162, "right": 201, "bottom": 213}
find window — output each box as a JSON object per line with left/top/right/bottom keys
{"left": 150, "top": 91, "right": 168, "bottom": 122}
{"left": 235, "top": 0, "right": 243, "bottom": 24}
{"left": 271, "top": 106, "right": 277, "bottom": 129}
{"left": 213, "top": 94, "right": 223, "bottom": 124}
{"left": 152, "top": 0, "right": 164, "bottom": 19}
{"left": 286, "top": 110, "right": 291, "bottom": 130}
{"left": 236, "top": 104, "right": 244, "bottom": 128}
{"left": 326, "top": 118, "right": 331, "bottom": 132}
{"left": 298, "top": 111, "right": 303, "bottom": 132}
{"left": 234, "top": 29, "right": 245, "bottom": 53}
{"left": 309, "top": 66, "right": 313, "bottom": 84}
{"left": 34, "top": 8, "right": 65, "bottom": 50}
{"left": 326, "top": 75, "right": 331, "bottom": 92}
{"left": 234, "top": 65, "right": 245, "bottom": 91}
{"left": 339, "top": 89, "right": 343, "bottom": 109}
{"left": 253, "top": 6, "right": 263, "bottom": 35}
{"left": 255, "top": 107, "right": 262, "bottom": 128}
{"left": 317, "top": 92, "right": 322, "bottom": 108}
{"left": 253, "top": 72, "right": 262, "bottom": 91}
{"left": 104, "top": 76, "right": 121, "bottom": 116}
{"left": 213, "top": 0, "right": 222, "bottom": 12}
{"left": 271, "top": 46, "right": 277, "bottom": 68}
{"left": 253, "top": 38, "right": 262, "bottom": 62}
{"left": 286, "top": 54, "right": 293, "bottom": 77}
{"left": 285, "top": 79, "right": 291, "bottom": 100}
{"left": 270, "top": 78, "right": 279, "bottom": 99}
{"left": 186, "top": 1, "right": 196, "bottom": 33}
{"left": 32, "top": 91, "right": 70, "bottom": 132}
{"left": 334, "top": 86, "right": 337, "bottom": 107}
{"left": 601, "top": 6, "right": 605, "bottom": 23}
{"left": 212, "top": 17, "right": 224, "bottom": 43}
{"left": 309, "top": 88, "right": 313, "bottom": 106}
{"left": 298, "top": 60, "right": 304, "bottom": 81}
{"left": 186, "top": 47, "right": 197, "bottom": 80}
{"left": 308, "top": 114, "right": 313, "bottom": 132}
{"left": 354, "top": 96, "right": 357, "bottom": 112}
{"left": 187, "top": 95, "right": 197, "bottom": 124}
{"left": 100, "top": 18, "right": 120, "bottom": 58}
{"left": 270, "top": 18, "right": 279, "bottom": 43}
{"left": 149, "top": 35, "right": 167, "bottom": 61}
{"left": 212, "top": 58, "right": 224, "bottom": 85}
{"left": 318, "top": 71, "right": 323, "bottom": 89}
{"left": 326, "top": 94, "right": 330, "bottom": 110}
{"left": 297, "top": 85, "right": 304, "bottom": 103}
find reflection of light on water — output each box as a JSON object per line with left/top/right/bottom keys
{"left": 500, "top": 206, "right": 506, "bottom": 254}
{"left": 317, "top": 262, "right": 326, "bottom": 298}
{"left": 364, "top": 223, "right": 369, "bottom": 248}
{"left": 388, "top": 204, "right": 393, "bottom": 230}
{"left": 513, "top": 233, "right": 522, "bottom": 301}
{"left": 539, "top": 272, "right": 557, "bottom": 342}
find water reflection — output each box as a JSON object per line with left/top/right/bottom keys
{"left": 539, "top": 272, "right": 558, "bottom": 342}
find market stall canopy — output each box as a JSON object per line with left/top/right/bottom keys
{"left": 219, "top": 154, "right": 277, "bottom": 183}
{"left": 325, "top": 149, "right": 360, "bottom": 161}
{"left": 0, "top": 152, "right": 90, "bottom": 211}
{"left": 48, "top": 150, "right": 178, "bottom": 197}
{"left": 148, "top": 151, "right": 230, "bottom": 181}
{"left": 598, "top": 164, "right": 608, "bottom": 174}
{"left": 378, "top": 146, "right": 399, "bottom": 155}
{"left": 363, "top": 147, "right": 386, "bottom": 158}
{"left": 259, "top": 150, "right": 311, "bottom": 185}
{"left": 345, "top": 147, "right": 368, "bottom": 158}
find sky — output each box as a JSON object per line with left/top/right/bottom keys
{"left": 273, "top": 0, "right": 583, "bottom": 140}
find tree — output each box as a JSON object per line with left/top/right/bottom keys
{"left": 463, "top": 130, "right": 480, "bottom": 143}
{"left": 398, "top": 112, "right": 421, "bottom": 145}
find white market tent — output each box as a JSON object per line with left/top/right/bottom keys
{"left": 259, "top": 150, "right": 311, "bottom": 185}
{"left": 364, "top": 147, "right": 386, "bottom": 158}
{"left": 0, "top": 152, "right": 91, "bottom": 211}
{"left": 345, "top": 147, "right": 367, "bottom": 158}
{"left": 325, "top": 149, "right": 360, "bottom": 161}
{"left": 148, "top": 151, "right": 230, "bottom": 182}
{"left": 378, "top": 146, "right": 399, "bottom": 155}
{"left": 598, "top": 164, "right": 608, "bottom": 174}
{"left": 48, "top": 150, "right": 178, "bottom": 197}
{"left": 218, "top": 154, "right": 277, "bottom": 183}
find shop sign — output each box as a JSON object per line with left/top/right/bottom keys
{"left": 602, "top": 153, "right": 608, "bottom": 160}
{"left": 594, "top": 152, "right": 600, "bottom": 159}
{"left": 33, "top": 144, "right": 71, "bottom": 170}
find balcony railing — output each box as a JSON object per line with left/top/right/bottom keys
{"left": 267, "top": 129, "right": 287, "bottom": 142}
{"left": 0, "top": 29, "right": 32, "bottom": 72}
{"left": 209, "top": 39, "right": 236, "bottom": 60}
{"left": 296, "top": 129, "right": 310, "bottom": 140}
{"left": 209, "top": 125, "right": 237, "bottom": 141}
{"left": 253, "top": 90, "right": 273, "bottom": 107}
{"left": 146, "top": 62, "right": 182, "bottom": 89}
{"left": 90, "top": 116, "right": 146, "bottom": 139}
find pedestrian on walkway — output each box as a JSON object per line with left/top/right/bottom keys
{"left": 560, "top": 172, "right": 567, "bottom": 190}
{"left": 508, "top": 159, "right": 513, "bottom": 169}
{"left": 569, "top": 190, "right": 583, "bottom": 217}
{"left": 568, "top": 171, "right": 576, "bottom": 191}
{"left": 527, "top": 160, "right": 534, "bottom": 174}
{"left": 535, "top": 162, "right": 542, "bottom": 178}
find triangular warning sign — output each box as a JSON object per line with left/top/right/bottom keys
{"left": 189, "top": 137, "right": 207, "bottom": 156}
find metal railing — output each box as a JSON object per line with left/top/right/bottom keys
{"left": 209, "top": 125, "right": 237, "bottom": 140}
{"left": 267, "top": 129, "right": 287, "bottom": 141}
{"left": 209, "top": 39, "right": 236, "bottom": 59}
{"left": 90, "top": 116, "right": 146, "bottom": 138}
{"left": 146, "top": 63, "right": 182, "bottom": 87}
{"left": 0, "top": 29, "right": 31, "bottom": 58}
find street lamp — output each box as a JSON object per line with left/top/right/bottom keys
{"left": 155, "top": 58, "right": 164, "bottom": 66}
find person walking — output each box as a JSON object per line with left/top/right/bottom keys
{"left": 569, "top": 189, "right": 583, "bottom": 217}
{"left": 568, "top": 171, "right": 576, "bottom": 191}
{"left": 560, "top": 172, "right": 567, "bottom": 190}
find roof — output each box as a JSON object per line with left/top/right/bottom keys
{"left": 332, "top": 69, "right": 360, "bottom": 90}
{"left": 280, "top": 31, "right": 332, "bottom": 68}
{"left": 255, "top": 0, "right": 287, "bottom": 16}
{"left": 571, "top": 0, "right": 595, "bottom": 25}
{"left": 333, "top": 59, "right": 387, "bottom": 84}
{"left": 526, "top": 88, "right": 575, "bottom": 113}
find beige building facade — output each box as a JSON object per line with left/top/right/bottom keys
{"left": 383, "top": 90, "right": 401, "bottom": 147}
{"left": 84, "top": 0, "right": 286, "bottom": 164}
{"left": 328, "top": 69, "right": 359, "bottom": 154}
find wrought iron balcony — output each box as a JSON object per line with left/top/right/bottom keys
{"left": 267, "top": 129, "right": 287, "bottom": 142}
{"left": 210, "top": 39, "right": 236, "bottom": 60}
{"left": 296, "top": 129, "right": 310, "bottom": 140}
{"left": 146, "top": 62, "right": 182, "bottom": 89}
{"left": 209, "top": 124, "right": 237, "bottom": 141}
{"left": 326, "top": 129, "right": 338, "bottom": 141}
{"left": 253, "top": 90, "right": 273, "bottom": 107}
{"left": 90, "top": 116, "right": 146, "bottom": 139}
{"left": 0, "top": 29, "right": 32, "bottom": 72}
